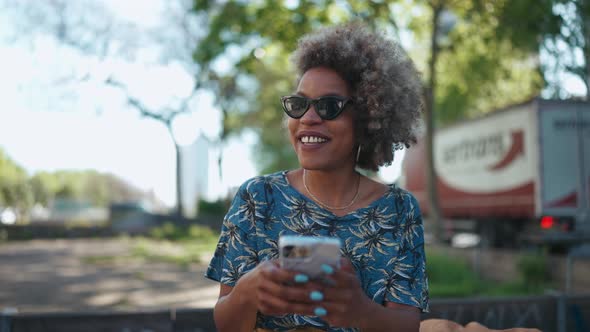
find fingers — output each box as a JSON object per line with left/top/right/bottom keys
{"left": 312, "top": 302, "right": 345, "bottom": 325}
{"left": 321, "top": 260, "right": 358, "bottom": 289}
{"left": 254, "top": 259, "right": 361, "bottom": 317}
{"left": 317, "top": 259, "right": 361, "bottom": 303}
{"left": 258, "top": 276, "right": 323, "bottom": 304}
{"left": 258, "top": 291, "right": 317, "bottom": 316}
{"left": 257, "top": 279, "right": 325, "bottom": 316}
{"left": 255, "top": 261, "right": 326, "bottom": 316}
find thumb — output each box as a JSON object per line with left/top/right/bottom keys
{"left": 339, "top": 257, "right": 355, "bottom": 273}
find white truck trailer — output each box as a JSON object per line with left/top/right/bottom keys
{"left": 401, "top": 99, "right": 589, "bottom": 249}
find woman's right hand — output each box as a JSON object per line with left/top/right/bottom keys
{"left": 238, "top": 260, "right": 325, "bottom": 316}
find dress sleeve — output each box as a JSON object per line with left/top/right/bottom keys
{"left": 205, "top": 179, "right": 262, "bottom": 287}
{"left": 384, "top": 193, "right": 429, "bottom": 312}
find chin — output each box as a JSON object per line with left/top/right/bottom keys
{"left": 301, "top": 162, "right": 341, "bottom": 172}
{"left": 298, "top": 159, "right": 325, "bottom": 170}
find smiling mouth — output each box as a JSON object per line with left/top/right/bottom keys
{"left": 300, "top": 136, "right": 329, "bottom": 144}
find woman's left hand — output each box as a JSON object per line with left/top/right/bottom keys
{"left": 317, "top": 258, "right": 374, "bottom": 328}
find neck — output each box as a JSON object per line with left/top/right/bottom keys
{"left": 303, "top": 167, "right": 360, "bottom": 210}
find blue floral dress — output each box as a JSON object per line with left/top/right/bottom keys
{"left": 205, "top": 171, "right": 429, "bottom": 331}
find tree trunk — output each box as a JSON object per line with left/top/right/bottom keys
{"left": 174, "top": 142, "right": 183, "bottom": 218}
{"left": 426, "top": 2, "right": 443, "bottom": 242}
{"left": 167, "top": 125, "right": 184, "bottom": 218}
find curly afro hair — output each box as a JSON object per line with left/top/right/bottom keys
{"left": 292, "top": 22, "right": 423, "bottom": 171}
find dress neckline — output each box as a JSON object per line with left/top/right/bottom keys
{"left": 279, "top": 170, "right": 394, "bottom": 219}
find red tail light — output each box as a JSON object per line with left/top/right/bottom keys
{"left": 540, "top": 216, "right": 554, "bottom": 229}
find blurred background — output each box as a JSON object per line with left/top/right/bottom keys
{"left": 0, "top": 0, "right": 589, "bottom": 331}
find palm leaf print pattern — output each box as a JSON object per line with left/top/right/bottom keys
{"left": 205, "top": 172, "right": 429, "bottom": 331}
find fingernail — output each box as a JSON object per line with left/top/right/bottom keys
{"left": 321, "top": 264, "right": 334, "bottom": 275}
{"left": 314, "top": 307, "right": 327, "bottom": 316}
{"left": 294, "top": 274, "right": 309, "bottom": 283}
{"left": 310, "top": 291, "right": 323, "bottom": 301}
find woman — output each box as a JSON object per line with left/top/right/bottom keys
{"left": 205, "top": 22, "right": 427, "bottom": 332}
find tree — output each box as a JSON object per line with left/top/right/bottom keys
{"left": 29, "top": 168, "right": 149, "bottom": 208}
{"left": 105, "top": 77, "right": 201, "bottom": 217}
{"left": 0, "top": 149, "right": 33, "bottom": 215}
{"left": 2, "top": 0, "right": 210, "bottom": 217}
{"left": 28, "top": 172, "right": 59, "bottom": 207}
{"left": 488, "top": 0, "right": 588, "bottom": 99}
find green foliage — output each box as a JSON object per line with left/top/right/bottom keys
{"left": 131, "top": 239, "right": 213, "bottom": 268}
{"left": 516, "top": 252, "right": 551, "bottom": 289}
{"left": 45, "top": 170, "right": 142, "bottom": 206}
{"left": 28, "top": 172, "right": 58, "bottom": 206}
{"left": 426, "top": 250, "right": 548, "bottom": 298}
{"left": 426, "top": 250, "right": 481, "bottom": 297}
{"left": 402, "top": 0, "right": 544, "bottom": 124}
{"left": 0, "top": 148, "right": 148, "bottom": 220}
{"left": 148, "top": 222, "right": 188, "bottom": 241}
{"left": 0, "top": 148, "right": 33, "bottom": 213}
{"left": 197, "top": 199, "right": 228, "bottom": 216}
{"left": 434, "top": 9, "right": 543, "bottom": 124}
{"left": 488, "top": 0, "right": 589, "bottom": 98}
{"left": 148, "top": 222, "right": 217, "bottom": 242}
{"left": 247, "top": 54, "right": 299, "bottom": 173}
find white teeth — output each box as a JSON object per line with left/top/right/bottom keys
{"left": 301, "top": 136, "right": 327, "bottom": 144}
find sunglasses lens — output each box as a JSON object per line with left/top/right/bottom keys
{"left": 316, "top": 98, "right": 343, "bottom": 120}
{"left": 282, "top": 96, "right": 349, "bottom": 119}
{"left": 283, "top": 97, "right": 308, "bottom": 118}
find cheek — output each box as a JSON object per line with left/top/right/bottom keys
{"left": 338, "top": 114, "right": 356, "bottom": 145}
{"left": 287, "top": 118, "right": 298, "bottom": 145}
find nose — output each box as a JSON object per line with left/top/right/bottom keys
{"left": 300, "top": 104, "right": 322, "bottom": 124}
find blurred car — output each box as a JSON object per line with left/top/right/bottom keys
{"left": 0, "top": 207, "right": 17, "bottom": 225}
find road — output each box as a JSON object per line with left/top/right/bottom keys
{"left": 0, "top": 238, "right": 219, "bottom": 313}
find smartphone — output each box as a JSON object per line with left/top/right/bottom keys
{"left": 279, "top": 235, "right": 342, "bottom": 279}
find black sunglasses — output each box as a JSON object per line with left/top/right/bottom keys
{"left": 280, "top": 95, "right": 352, "bottom": 120}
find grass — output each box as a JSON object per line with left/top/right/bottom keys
{"left": 426, "top": 249, "right": 551, "bottom": 298}
{"left": 130, "top": 236, "right": 217, "bottom": 268}
{"left": 82, "top": 223, "right": 219, "bottom": 269}
{"left": 81, "top": 255, "right": 121, "bottom": 265}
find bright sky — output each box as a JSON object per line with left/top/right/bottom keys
{"left": 0, "top": 1, "right": 405, "bottom": 206}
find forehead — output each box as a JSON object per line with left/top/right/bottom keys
{"left": 297, "top": 67, "right": 351, "bottom": 97}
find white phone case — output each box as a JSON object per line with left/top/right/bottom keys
{"left": 279, "top": 235, "right": 341, "bottom": 279}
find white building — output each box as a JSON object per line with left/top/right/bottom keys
{"left": 180, "top": 134, "right": 209, "bottom": 218}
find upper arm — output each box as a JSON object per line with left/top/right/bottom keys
{"left": 219, "top": 283, "right": 233, "bottom": 298}
{"left": 205, "top": 178, "right": 263, "bottom": 287}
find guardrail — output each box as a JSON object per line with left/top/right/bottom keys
{"left": 0, "top": 308, "right": 215, "bottom": 332}
{"left": 1, "top": 294, "right": 588, "bottom": 332}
